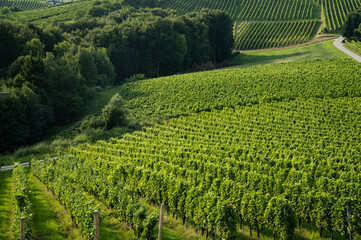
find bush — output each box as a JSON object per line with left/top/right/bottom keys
{"left": 80, "top": 93, "right": 128, "bottom": 130}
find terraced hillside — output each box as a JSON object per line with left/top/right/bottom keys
{"left": 0, "top": 0, "right": 50, "bottom": 11}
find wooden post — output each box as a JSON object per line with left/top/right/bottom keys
{"left": 94, "top": 210, "right": 100, "bottom": 240}
{"left": 158, "top": 203, "right": 164, "bottom": 240}
{"left": 347, "top": 205, "right": 352, "bottom": 240}
{"left": 20, "top": 217, "right": 25, "bottom": 240}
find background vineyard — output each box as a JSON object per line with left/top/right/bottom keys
{"left": 315, "top": 0, "right": 361, "bottom": 31}
{"left": 160, "top": 0, "right": 361, "bottom": 49}
{"left": 0, "top": 0, "right": 50, "bottom": 11}
{"left": 4, "top": 0, "right": 361, "bottom": 49}
{"left": 160, "top": 0, "right": 320, "bottom": 49}
{"left": 160, "top": 0, "right": 241, "bottom": 20}
{"left": 234, "top": 20, "right": 319, "bottom": 50}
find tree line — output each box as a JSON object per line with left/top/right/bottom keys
{"left": 0, "top": 1, "right": 234, "bottom": 153}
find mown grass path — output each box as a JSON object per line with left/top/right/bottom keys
{"left": 0, "top": 170, "right": 13, "bottom": 240}
{"left": 30, "top": 175, "right": 82, "bottom": 239}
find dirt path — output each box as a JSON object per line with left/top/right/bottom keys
{"left": 333, "top": 36, "right": 361, "bottom": 62}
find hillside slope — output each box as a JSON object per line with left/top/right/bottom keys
{"left": 32, "top": 58, "right": 361, "bottom": 239}
{"left": 117, "top": 58, "right": 361, "bottom": 122}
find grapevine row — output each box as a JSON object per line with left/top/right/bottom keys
{"left": 345, "top": 40, "right": 361, "bottom": 54}
{"left": 31, "top": 158, "right": 159, "bottom": 239}
{"left": 31, "top": 159, "right": 98, "bottom": 239}
{"left": 237, "top": 0, "right": 316, "bottom": 21}
{"left": 11, "top": 163, "right": 33, "bottom": 239}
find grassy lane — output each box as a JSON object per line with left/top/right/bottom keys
{"left": 231, "top": 40, "right": 348, "bottom": 66}
{"left": 30, "top": 175, "right": 82, "bottom": 240}
{"left": 0, "top": 170, "right": 13, "bottom": 240}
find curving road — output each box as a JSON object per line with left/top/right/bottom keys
{"left": 333, "top": 36, "right": 361, "bottom": 62}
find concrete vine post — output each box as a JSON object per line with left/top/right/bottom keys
{"left": 158, "top": 203, "right": 164, "bottom": 240}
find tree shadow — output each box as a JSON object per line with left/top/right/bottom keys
{"left": 238, "top": 51, "right": 310, "bottom": 66}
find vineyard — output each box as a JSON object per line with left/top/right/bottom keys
{"left": 237, "top": 0, "right": 318, "bottom": 20}
{"left": 16, "top": 58, "right": 361, "bottom": 239}
{"left": 117, "top": 58, "right": 361, "bottom": 122}
{"left": 234, "top": 20, "right": 319, "bottom": 50}
{"left": 160, "top": 0, "right": 320, "bottom": 49}
{"left": 314, "top": 0, "right": 361, "bottom": 31}
{"left": 31, "top": 97, "right": 361, "bottom": 239}
{"left": 0, "top": 0, "right": 50, "bottom": 11}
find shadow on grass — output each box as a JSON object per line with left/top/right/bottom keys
{"left": 234, "top": 51, "right": 309, "bottom": 66}
{"left": 30, "top": 179, "right": 65, "bottom": 240}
